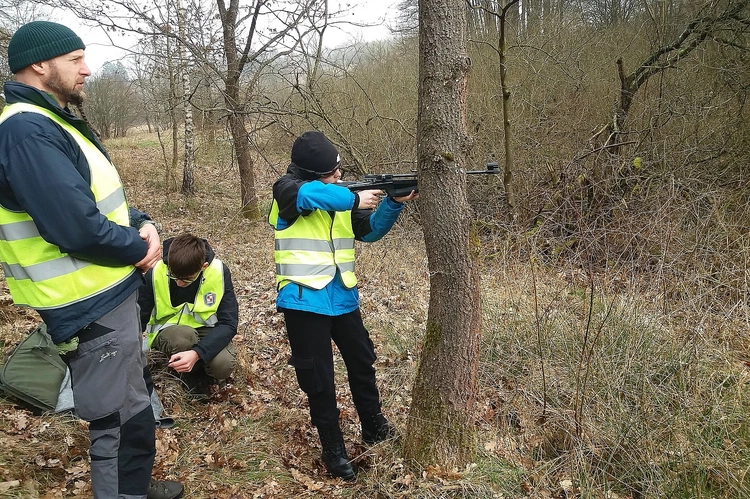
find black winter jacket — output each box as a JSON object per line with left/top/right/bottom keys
{"left": 0, "top": 82, "right": 152, "bottom": 343}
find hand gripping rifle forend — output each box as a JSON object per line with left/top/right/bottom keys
{"left": 339, "top": 162, "right": 500, "bottom": 199}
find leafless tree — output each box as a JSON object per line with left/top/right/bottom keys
{"left": 600, "top": 0, "right": 750, "bottom": 154}
{"left": 49, "top": 0, "right": 325, "bottom": 218}
{"left": 0, "top": 1, "right": 51, "bottom": 86}
{"left": 131, "top": 34, "right": 182, "bottom": 191}
{"left": 85, "top": 62, "right": 140, "bottom": 138}
{"left": 577, "top": 0, "right": 641, "bottom": 27}
{"left": 403, "top": 0, "right": 481, "bottom": 467}
{"left": 468, "top": 0, "right": 521, "bottom": 213}
{"left": 176, "top": 0, "right": 195, "bottom": 195}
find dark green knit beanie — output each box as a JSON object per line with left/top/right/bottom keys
{"left": 7, "top": 21, "right": 86, "bottom": 74}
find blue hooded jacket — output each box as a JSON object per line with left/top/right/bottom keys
{"left": 271, "top": 165, "right": 405, "bottom": 316}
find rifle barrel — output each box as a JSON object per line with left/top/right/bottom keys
{"left": 466, "top": 162, "right": 500, "bottom": 174}
{"left": 341, "top": 161, "right": 498, "bottom": 198}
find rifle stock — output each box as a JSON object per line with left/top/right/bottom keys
{"left": 339, "top": 162, "right": 500, "bottom": 198}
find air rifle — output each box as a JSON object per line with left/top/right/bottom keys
{"left": 339, "top": 162, "right": 500, "bottom": 198}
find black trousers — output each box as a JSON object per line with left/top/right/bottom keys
{"left": 283, "top": 308, "right": 382, "bottom": 429}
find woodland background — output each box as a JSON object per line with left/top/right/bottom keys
{"left": 1, "top": 0, "right": 750, "bottom": 497}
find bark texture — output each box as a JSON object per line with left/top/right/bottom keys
{"left": 219, "top": 0, "right": 260, "bottom": 219}
{"left": 403, "top": 0, "right": 482, "bottom": 468}
{"left": 178, "top": 0, "right": 195, "bottom": 196}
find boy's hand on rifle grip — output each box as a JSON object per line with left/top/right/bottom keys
{"left": 393, "top": 190, "right": 418, "bottom": 203}
{"left": 357, "top": 189, "right": 384, "bottom": 210}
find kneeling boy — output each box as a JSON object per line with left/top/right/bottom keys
{"left": 139, "top": 233, "right": 238, "bottom": 400}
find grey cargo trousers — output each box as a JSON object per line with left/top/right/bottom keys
{"left": 63, "top": 291, "right": 156, "bottom": 499}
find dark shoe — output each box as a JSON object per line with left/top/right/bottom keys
{"left": 179, "top": 369, "right": 212, "bottom": 402}
{"left": 317, "top": 425, "right": 356, "bottom": 481}
{"left": 361, "top": 412, "right": 396, "bottom": 445}
{"left": 147, "top": 479, "right": 184, "bottom": 499}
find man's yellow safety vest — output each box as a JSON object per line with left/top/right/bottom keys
{"left": 145, "top": 259, "right": 225, "bottom": 347}
{"left": 269, "top": 200, "right": 357, "bottom": 291}
{"left": 0, "top": 103, "right": 136, "bottom": 309}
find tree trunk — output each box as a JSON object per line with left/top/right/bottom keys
{"left": 167, "top": 36, "right": 178, "bottom": 193}
{"left": 178, "top": 0, "right": 195, "bottom": 196}
{"left": 225, "top": 77, "right": 259, "bottom": 219}
{"left": 204, "top": 77, "right": 216, "bottom": 145}
{"left": 498, "top": 0, "right": 519, "bottom": 213}
{"left": 229, "top": 111, "right": 258, "bottom": 219}
{"left": 403, "top": 0, "right": 481, "bottom": 468}
{"left": 219, "top": 0, "right": 260, "bottom": 220}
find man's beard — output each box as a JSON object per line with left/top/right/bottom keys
{"left": 46, "top": 63, "right": 86, "bottom": 106}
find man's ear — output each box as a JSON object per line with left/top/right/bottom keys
{"left": 29, "top": 62, "right": 46, "bottom": 74}
{"left": 201, "top": 262, "right": 209, "bottom": 270}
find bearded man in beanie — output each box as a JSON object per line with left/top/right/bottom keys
{"left": 0, "top": 21, "right": 183, "bottom": 499}
{"left": 269, "top": 131, "right": 417, "bottom": 480}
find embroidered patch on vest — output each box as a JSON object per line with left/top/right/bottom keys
{"left": 204, "top": 292, "right": 216, "bottom": 306}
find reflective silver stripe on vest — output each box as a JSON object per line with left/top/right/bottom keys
{"left": 333, "top": 238, "right": 355, "bottom": 250}
{"left": 276, "top": 263, "right": 337, "bottom": 276}
{"left": 274, "top": 238, "right": 333, "bottom": 251}
{"left": 191, "top": 313, "right": 218, "bottom": 327}
{"left": 3, "top": 256, "right": 91, "bottom": 281}
{"left": 338, "top": 261, "right": 355, "bottom": 272}
{"left": 97, "top": 188, "right": 127, "bottom": 216}
{"left": 0, "top": 220, "right": 40, "bottom": 241}
{"left": 146, "top": 314, "right": 218, "bottom": 333}
{"left": 173, "top": 303, "right": 219, "bottom": 327}
{"left": 146, "top": 303, "right": 219, "bottom": 333}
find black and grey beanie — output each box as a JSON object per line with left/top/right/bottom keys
{"left": 7, "top": 21, "right": 86, "bottom": 74}
{"left": 291, "top": 131, "right": 340, "bottom": 177}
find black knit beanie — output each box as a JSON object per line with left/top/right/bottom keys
{"left": 291, "top": 131, "right": 340, "bottom": 175}
{"left": 7, "top": 21, "right": 86, "bottom": 74}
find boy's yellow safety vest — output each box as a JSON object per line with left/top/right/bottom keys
{"left": 0, "top": 103, "right": 135, "bottom": 309}
{"left": 269, "top": 200, "right": 357, "bottom": 291}
{"left": 145, "top": 259, "right": 225, "bottom": 347}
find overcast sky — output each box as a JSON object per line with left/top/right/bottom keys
{"left": 55, "top": 2, "right": 397, "bottom": 73}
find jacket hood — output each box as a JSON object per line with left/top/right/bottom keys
{"left": 287, "top": 162, "right": 320, "bottom": 181}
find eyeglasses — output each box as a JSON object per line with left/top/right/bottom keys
{"left": 166, "top": 270, "right": 202, "bottom": 284}
{"left": 298, "top": 164, "right": 345, "bottom": 179}
{"left": 321, "top": 165, "right": 345, "bottom": 179}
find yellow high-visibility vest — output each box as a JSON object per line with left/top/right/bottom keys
{"left": 269, "top": 200, "right": 357, "bottom": 290}
{"left": 0, "top": 103, "right": 135, "bottom": 309}
{"left": 145, "top": 259, "right": 225, "bottom": 347}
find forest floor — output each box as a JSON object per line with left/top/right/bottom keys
{"left": 1, "top": 131, "right": 749, "bottom": 498}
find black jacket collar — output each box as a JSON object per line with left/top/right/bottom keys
{"left": 3, "top": 81, "right": 107, "bottom": 157}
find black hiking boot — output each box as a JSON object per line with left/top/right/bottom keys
{"left": 147, "top": 479, "right": 184, "bottom": 499}
{"left": 317, "top": 425, "right": 356, "bottom": 481}
{"left": 361, "top": 412, "right": 396, "bottom": 445}
{"left": 178, "top": 368, "right": 212, "bottom": 403}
